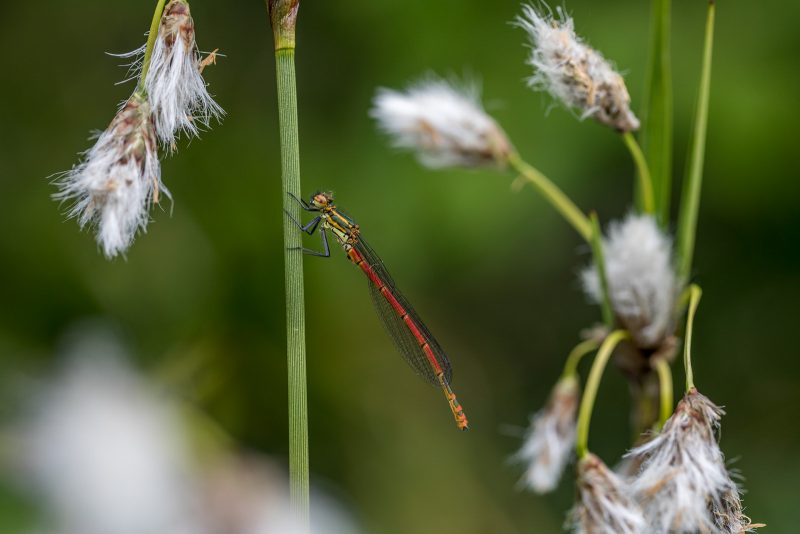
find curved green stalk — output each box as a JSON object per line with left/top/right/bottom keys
{"left": 561, "top": 338, "right": 601, "bottom": 379}
{"left": 640, "top": 0, "right": 673, "bottom": 226}
{"left": 589, "top": 213, "right": 614, "bottom": 328}
{"left": 683, "top": 284, "right": 702, "bottom": 392}
{"left": 676, "top": 1, "right": 716, "bottom": 282}
{"left": 506, "top": 152, "right": 592, "bottom": 242}
{"left": 137, "top": 0, "right": 168, "bottom": 94}
{"left": 268, "top": 0, "right": 308, "bottom": 524}
{"left": 575, "top": 330, "right": 631, "bottom": 458}
{"left": 653, "top": 358, "right": 673, "bottom": 429}
{"left": 622, "top": 132, "right": 655, "bottom": 215}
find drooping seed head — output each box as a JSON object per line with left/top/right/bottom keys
{"left": 55, "top": 93, "right": 164, "bottom": 258}
{"left": 516, "top": 375, "right": 580, "bottom": 494}
{"left": 569, "top": 453, "right": 646, "bottom": 534}
{"left": 582, "top": 214, "right": 677, "bottom": 349}
{"left": 146, "top": 0, "right": 224, "bottom": 146}
{"left": 371, "top": 77, "right": 512, "bottom": 169}
{"left": 625, "top": 389, "right": 760, "bottom": 533}
{"left": 517, "top": 4, "right": 639, "bottom": 132}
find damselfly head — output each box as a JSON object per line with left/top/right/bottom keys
{"left": 310, "top": 192, "right": 334, "bottom": 209}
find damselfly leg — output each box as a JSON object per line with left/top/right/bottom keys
{"left": 285, "top": 196, "right": 330, "bottom": 257}
{"left": 287, "top": 192, "right": 318, "bottom": 212}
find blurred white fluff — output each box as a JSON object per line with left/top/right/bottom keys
{"left": 517, "top": 4, "right": 639, "bottom": 132}
{"left": 625, "top": 389, "right": 759, "bottom": 533}
{"left": 25, "top": 335, "right": 203, "bottom": 534}
{"left": 516, "top": 375, "right": 579, "bottom": 493}
{"left": 146, "top": 0, "right": 223, "bottom": 146}
{"left": 371, "top": 77, "right": 511, "bottom": 168}
{"left": 569, "top": 453, "right": 646, "bottom": 534}
{"left": 202, "top": 454, "right": 360, "bottom": 534}
{"left": 582, "top": 214, "right": 676, "bottom": 349}
{"left": 55, "top": 93, "right": 163, "bottom": 259}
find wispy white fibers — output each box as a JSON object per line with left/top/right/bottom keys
{"left": 569, "top": 453, "right": 646, "bottom": 534}
{"left": 55, "top": 93, "right": 163, "bottom": 258}
{"left": 582, "top": 214, "right": 677, "bottom": 348}
{"left": 371, "top": 77, "right": 511, "bottom": 168}
{"left": 516, "top": 375, "right": 579, "bottom": 493}
{"left": 625, "top": 389, "right": 759, "bottom": 533}
{"left": 146, "top": 0, "right": 223, "bottom": 146}
{"left": 24, "top": 332, "right": 204, "bottom": 534}
{"left": 517, "top": 4, "right": 639, "bottom": 132}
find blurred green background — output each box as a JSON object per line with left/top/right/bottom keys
{"left": 1, "top": 0, "right": 798, "bottom": 532}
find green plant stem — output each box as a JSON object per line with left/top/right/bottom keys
{"left": 640, "top": 0, "right": 673, "bottom": 226}
{"left": 575, "top": 330, "right": 631, "bottom": 458}
{"left": 561, "top": 338, "right": 601, "bottom": 379}
{"left": 676, "top": 1, "right": 716, "bottom": 283}
{"left": 137, "top": 0, "right": 168, "bottom": 93}
{"left": 683, "top": 284, "right": 702, "bottom": 392}
{"left": 622, "top": 132, "right": 655, "bottom": 215}
{"left": 506, "top": 152, "right": 591, "bottom": 242}
{"left": 589, "top": 213, "right": 614, "bottom": 328}
{"left": 275, "top": 48, "right": 309, "bottom": 522}
{"left": 653, "top": 358, "right": 673, "bottom": 429}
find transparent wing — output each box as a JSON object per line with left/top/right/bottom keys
{"left": 356, "top": 238, "right": 453, "bottom": 386}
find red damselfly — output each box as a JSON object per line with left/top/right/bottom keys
{"left": 287, "top": 192, "right": 469, "bottom": 430}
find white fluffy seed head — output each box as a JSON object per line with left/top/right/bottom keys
{"left": 582, "top": 214, "right": 677, "bottom": 349}
{"left": 625, "top": 389, "right": 759, "bottom": 534}
{"left": 517, "top": 4, "right": 639, "bottom": 132}
{"left": 371, "top": 77, "right": 512, "bottom": 169}
{"left": 55, "top": 93, "right": 164, "bottom": 258}
{"left": 516, "top": 375, "right": 579, "bottom": 494}
{"left": 146, "top": 0, "right": 223, "bottom": 147}
{"left": 24, "top": 343, "right": 202, "bottom": 534}
{"left": 569, "top": 453, "right": 646, "bottom": 534}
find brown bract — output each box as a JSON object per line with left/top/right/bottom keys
{"left": 268, "top": 0, "right": 300, "bottom": 50}
{"left": 161, "top": 0, "right": 194, "bottom": 48}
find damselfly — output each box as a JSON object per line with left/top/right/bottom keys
{"left": 287, "top": 192, "right": 469, "bottom": 430}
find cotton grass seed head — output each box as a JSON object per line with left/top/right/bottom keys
{"left": 371, "top": 77, "right": 512, "bottom": 169}
{"left": 569, "top": 453, "right": 646, "bottom": 534}
{"left": 516, "top": 375, "right": 579, "bottom": 494}
{"left": 625, "top": 389, "right": 759, "bottom": 533}
{"left": 55, "top": 93, "right": 164, "bottom": 258}
{"left": 146, "top": 0, "right": 224, "bottom": 146}
{"left": 582, "top": 214, "right": 677, "bottom": 349}
{"left": 517, "top": 4, "right": 639, "bottom": 132}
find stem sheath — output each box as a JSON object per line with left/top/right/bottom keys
{"left": 575, "top": 330, "right": 631, "bottom": 458}
{"left": 507, "top": 152, "right": 591, "bottom": 242}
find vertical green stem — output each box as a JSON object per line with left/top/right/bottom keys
{"left": 676, "top": 2, "right": 716, "bottom": 283}
{"left": 640, "top": 0, "right": 673, "bottom": 226}
{"left": 506, "top": 152, "right": 592, "bottom": 242}
{"left": 275, "top": 48, "right": 309, "bottom": 523}
{"left": 622, "top": 132, "right": 655, "bottom": 215}
{"left": 575, "top": 330, "right": 631, "bottom": 458}
{"left": 653, "top": 358, "right": 673, "bottom": 429}
{"left": 589, "top": 213, "right": 614, "bottom": 328}
{"left": 683, "top": 284, "right": 702, "bottom": 392}
{"left": 561, "top": 338, "right": 600, "bottom": 379}
{"left": 137, "top": 0, "right": 168, "bottom": 93}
